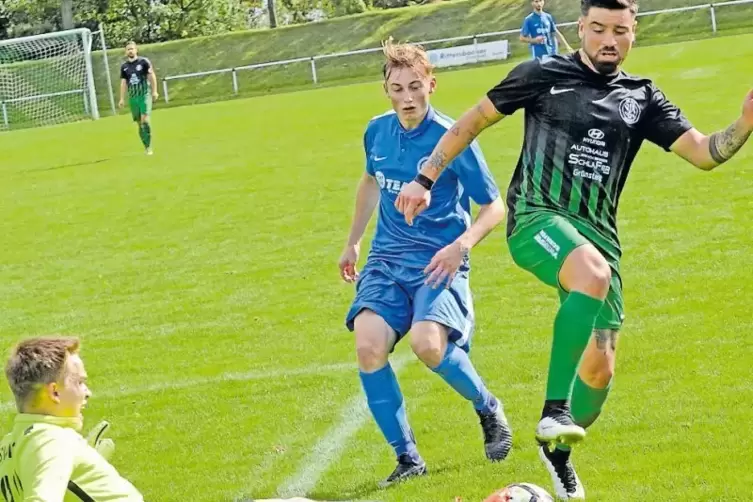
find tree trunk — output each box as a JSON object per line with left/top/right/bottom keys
{"left": 61, "top": 0, "right": 74, "bottom": 30}
{"left": 267, "top": 0, "right": 277, "bottom": 28}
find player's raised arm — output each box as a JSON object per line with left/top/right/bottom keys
{"left": 396, "top": 58, "right": 545, "bottom": 224}
{"left": 669, "top": 89, "right": 753, "bottom": 170}
{"left": 643, "top": 85, "right": 753, "bottom": 170}
{"left": 395, "top": 97, "right": 503, "bottom": 224}
{"left": 339, "top": 171, "right": 380, "bottom": 283}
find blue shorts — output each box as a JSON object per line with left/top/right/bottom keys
{"left": 345, "top": 259, "right": 475, "bottom": 352}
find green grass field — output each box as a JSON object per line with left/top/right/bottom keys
{"left": 2, "top": 34, "right": 753, "bottom": 501}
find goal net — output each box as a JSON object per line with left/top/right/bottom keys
{"left": 0, "top": 28, "right": 100, "bottom": 130}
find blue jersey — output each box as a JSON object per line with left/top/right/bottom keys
{"left": 521, "top": 11, "right": 558, "bottom": 59}
{"left": 363, "top": 106, "right": 500, "bottom": 271}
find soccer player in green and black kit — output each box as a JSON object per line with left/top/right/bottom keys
{"left": 395, "top": 0, "right": 753, "bottom": 498}
{"left": 119, "top": 41, "right": 158, "bottom": 155}
{"left": 0, "top": 337, "right": 143, "bottom": 501}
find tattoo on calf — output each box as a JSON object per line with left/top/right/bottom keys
{"left": 709, "top": 121, "right": 752, "bottom": 164}
{"left": 594, "top": 329, "right": 618, "bottom": 351}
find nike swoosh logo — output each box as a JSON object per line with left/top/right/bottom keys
{"left": 374, "top": 156, "right": 387, "bottom": 161}
{"left": 550, "top": 87, "right": 575, "bottom": 95}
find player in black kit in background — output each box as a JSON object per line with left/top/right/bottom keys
{"left": 394, "top": 0, "right": 753, "bottom": 498}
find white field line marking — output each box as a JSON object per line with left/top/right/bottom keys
{"left": 275, "top": 354, "right": 412, "bottom": 499}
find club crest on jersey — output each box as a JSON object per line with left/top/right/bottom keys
{"left": 374, "top": 170, "right": 405, "bottom": 194}
{"left": 619, "top": 97, "right": 641, "bottom": 125}
{"left": 136, "top": 64, "right": 142, "bottom": 71}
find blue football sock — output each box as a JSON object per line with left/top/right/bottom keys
{"left": 359, "top": 363, "right": 420, "bottom": 460}
{"left": 432, "top": 342, "right": 496, "bottom": 414}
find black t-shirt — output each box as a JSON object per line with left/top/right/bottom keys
{"left": 487, "top": 51, "right": 693, "bottom": 254}
{"left": 120, "top": 57, "right": 152, "bottom": 97}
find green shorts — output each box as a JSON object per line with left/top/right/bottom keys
{"left": 507, "top": 212, "right": 625, "bottom": 330}
{"left": 129, "top": 95, "right": 152, "bottom": 122}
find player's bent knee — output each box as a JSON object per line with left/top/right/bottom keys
{"left": 354, "top": 311, "right": 393, "bottom": 372}
{"left": 561, "top": 245, "right": 612, "bottom": 299}
{"left": 409, "top": 322, "right": 447, "bottom": 368}
{"left": 355, "top": 343, "right": 389, "bottom": 373}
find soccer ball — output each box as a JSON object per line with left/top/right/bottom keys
{"left": 483, "top": 483, "right": 554, "bottom": 502}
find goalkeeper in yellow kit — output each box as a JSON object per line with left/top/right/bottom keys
{"left": 0, "top": 337, "right": 142, "bottom": 501}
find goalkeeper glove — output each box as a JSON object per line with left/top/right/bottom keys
{"left": 86, "top": 420, "right": 116, "bottom": 461}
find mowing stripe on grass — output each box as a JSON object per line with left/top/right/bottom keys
{"left": 0, "top": 361, "right": 356, "bottom": 414}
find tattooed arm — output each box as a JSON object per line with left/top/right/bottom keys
{"left": 393, "top": 96, "right": 504, "bottom": 224}
{"left": 420, "top": 96, "right": 504, "bottom": 180}
{"left": 671, "top": 118, "right": 753, "bottom": 171}
{"left": 670, "top": 90, "right": 753, "bottom": 171}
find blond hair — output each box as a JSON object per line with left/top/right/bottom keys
{"left": 381, "top": 37, "right": 434, "bottom": 79}
{"left": 5, "top": 337, "right": 81, "bottom": 411}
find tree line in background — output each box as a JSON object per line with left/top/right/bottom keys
{"left": 0, "top": 0, "right": 435, "bottom": 45}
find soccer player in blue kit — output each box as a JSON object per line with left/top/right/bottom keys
{"left": 520, "top": 0, "right": 573, "bottom": 60}
{"left": 338, "top": 39, "right": 512, "bottom": 488}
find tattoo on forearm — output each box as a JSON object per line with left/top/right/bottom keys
{"left": 426, "top": 151, "right": 448, "bottom": 176}
{"left": 594, "top": 329, "right": 618, "bottom": 351}
{"left": 709, "top": 120, "right": 752, "bottom": 164}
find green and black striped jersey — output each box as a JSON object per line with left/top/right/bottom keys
{"left": 120, "top": 57, "right": 152, "bottom": 97}
{"left": 487, "top": 51, "right": 693, "bottom": 259}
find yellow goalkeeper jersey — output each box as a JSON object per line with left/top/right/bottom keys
{"left": 0, "top": 414, "right": 142, "bottom": 502}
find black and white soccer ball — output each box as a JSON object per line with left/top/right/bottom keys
{"left": 483, "top": 482, "right": 554, "bottom": 502}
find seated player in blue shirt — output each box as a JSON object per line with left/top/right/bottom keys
{"left": 520, "top": 0, "right": 573, "bottom": 60}
{"left": 338, "top": 38, "right": 512, "bottom": 488}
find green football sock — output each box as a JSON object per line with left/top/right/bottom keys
{"left": 139, "top": 123, "right": 151, "bottom": 148}
{"left": 556, "top": 376, "right": 612, "bottom": 453}
{"left": 545, "top": 292, "right": 604, "bottom": 401}
{"left": 571, "top": 374, "right": 612, "bottom": 429}
{"left": 138, "top": 125, "right": 147, "bottom": 147}
{"left": 143, "top": 122, "right": 151, "bottom": 148}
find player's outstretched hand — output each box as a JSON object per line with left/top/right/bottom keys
{"left": 86, "top": 420, "right": 115, "bottom": 461}
{"left": 338, "top": 244, "right": 360, "bottom": 283}
{"left": 395, "top": 180, "right": 431, "bottom": 226}
{"left": 424, "top": 241, "right": 466, "bottom": 289}
{"left": 741, "top": 88, "right": 753, "bottom": 126}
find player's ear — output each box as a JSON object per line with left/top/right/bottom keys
{"left": 46, "top": 382, "right": 61, "bottom": 404}
{"left": 428, "top": 76, "right": 437, "bottom": 94}
{"left": 578, "top": 18, "right": 585, "bottom": 41}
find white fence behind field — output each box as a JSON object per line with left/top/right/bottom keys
{"left": 161, "top": 0, "right": 753, "bottom": 102}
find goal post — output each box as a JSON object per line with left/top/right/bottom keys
{"left": 0, "top": 28, "right": 101, "bottom": 130}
